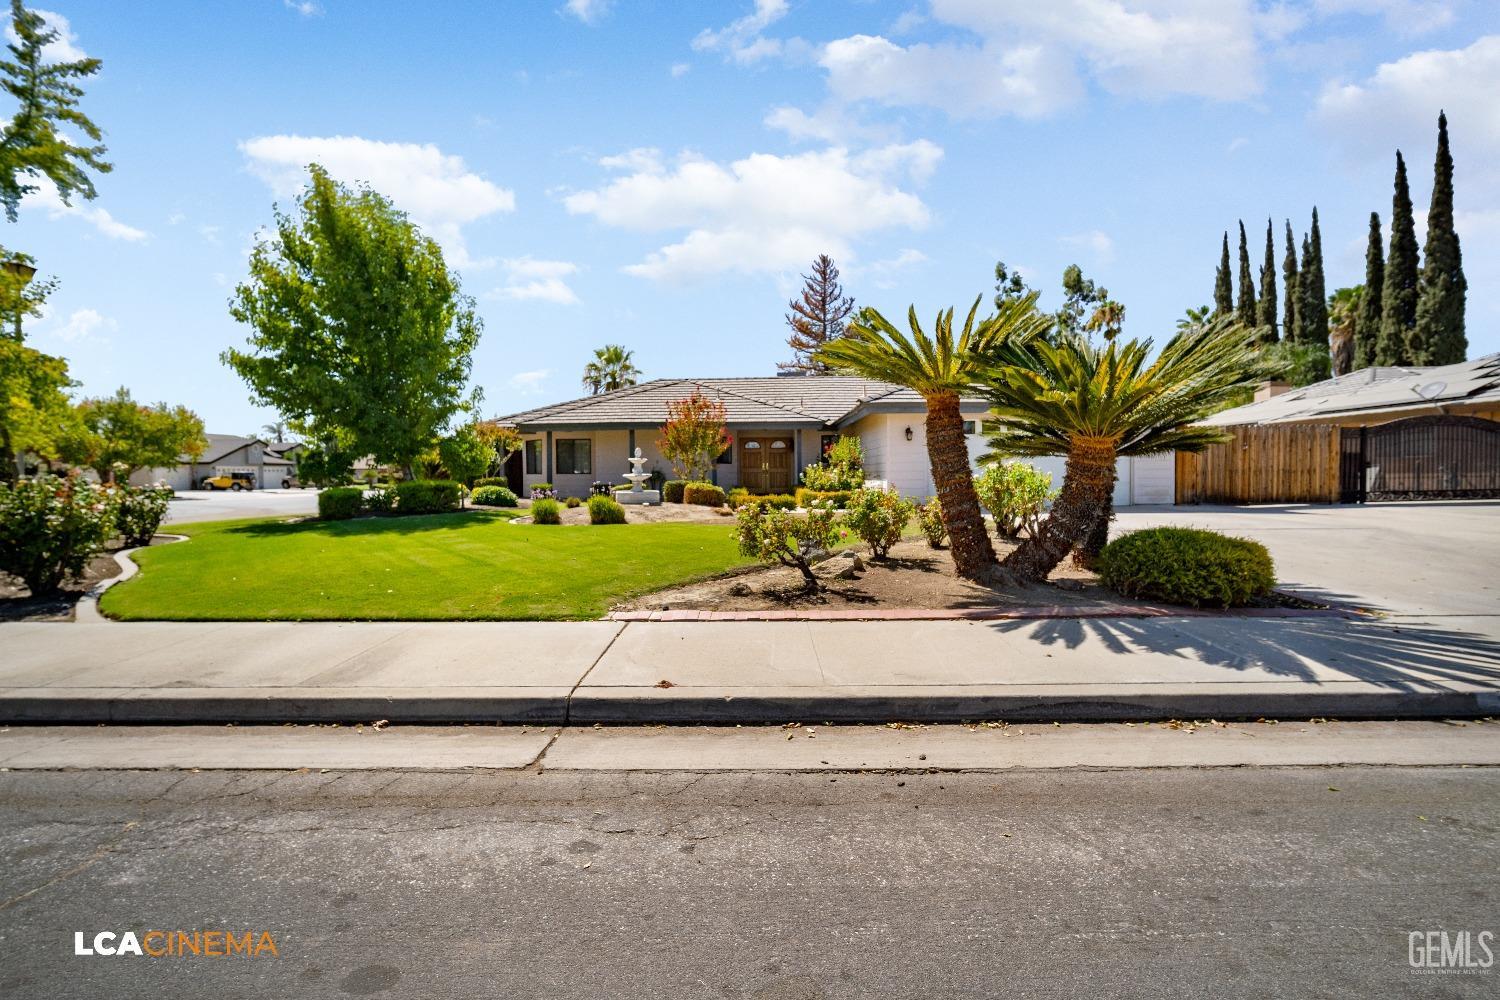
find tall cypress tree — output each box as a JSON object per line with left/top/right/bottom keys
{"left": 1353, "top": 212, "right": 1383, "bottom": 370}
{"left": 1378, "top": 150, "right": 1419, "bottom": 365}
{"left": 1213, "top": 232, "right": 1233, "bottom": 316}
{"left": 1282, "top": 220, "right": 1299, "bottom": 342}
{"left": 1257, "top": 218, "right": 1278, "bottom": 342}
{"left": 1298, "top": 234, "right": 1313, "bottom": 342}
{"left": 1235, "top": 220, "right": 1257, "bottom": 329}
{"left": 1300, "top": 208, "right": 1329, "bottom": 345}
{"left": 1412, "top": 110, "right": 1466, "bottom": 365}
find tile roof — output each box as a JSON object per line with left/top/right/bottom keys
{"left": 497, "top": 376, "right": 958, "bottom": 429}
{"left": 1201, "top": 352, "right": 1500, "bottom": 426}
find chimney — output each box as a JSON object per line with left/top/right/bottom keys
{"left": 1254, "top": 380, "right": 1293, "bottom": 402}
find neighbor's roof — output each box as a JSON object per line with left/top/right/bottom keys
{"left": 183, "top": 434, "right": 293, "bottom": 466}
{"left": 497, "top": 376, "right": 988, "bottom": 430}
{"left": 1201, "top": 353, "right": 1500, "bottom": 426}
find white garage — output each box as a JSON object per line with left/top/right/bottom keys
{"left": 1009, "top": 452, "right": 1175, "bottom": 507}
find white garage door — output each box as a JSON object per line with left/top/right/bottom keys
{"left": 1128, "top": 453, "right": 1175, "bottom": 505}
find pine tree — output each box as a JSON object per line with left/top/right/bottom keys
{"left": 1412, "top": 110, "right": 1466, "bottom": 365}
{"left": 1235, "top": 220, "right": 1257, "bottom": 330}
{"left": 1300, "top": 208, "right": 1328, "bottom": 345}
{"left": 779, "top": 254, "right": 855, "bottom": 375}
{"left": 1378, "top": 151, "right": 1419, "bottom": 366}
{"left": 1282, "top": 220, "right": 1299, "bottom": 342}
{"left": 1353, "top": 213, "right": 1383, "bottom": 370}
{"left": 1257, "top": 218, "right": 1278, "bottom": 342}
{"left": 1213, "top": 232, "right": 1233, "bottom": 316}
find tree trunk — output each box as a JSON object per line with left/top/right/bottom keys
{"left": 924, "top": 392, "right": 996, "bottom": 580}
{"left": 1, "top": 424, "right": 18, "bottom": 484}
{"left": 1073, "top": 489, "right": 1114, "bottom": 569}
{"left": 1003, "top": 435, "right": 1117, "bottom": 582}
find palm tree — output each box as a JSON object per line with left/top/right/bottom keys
{"left": 982, "top": 318, "right": 1276, "bottom": 582}
{"left": 1327, "top": 286, "right": 1361, "bottom": 376}
{"left": 261, "top": 420, "right": 287, "bottom": 442}
{"left": 818, "top": 295, "right": 1052, "bottom": 581}
{"left": 582, "top": 344, "right": 641, "bottom": 395}
{"left": 1176, "top": 305, "right": 1212, "bottom": 331}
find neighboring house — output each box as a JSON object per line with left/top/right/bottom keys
{"left": 1202, "top": 353, "right": 1500, "bottom": 428}
{"left": 497, "top": 376, "right": 1174, "bottom": 505}
{"left": 129, "top": 434, "right": 296, "bottom": 491}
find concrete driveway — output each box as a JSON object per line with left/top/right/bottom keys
{"left": 162, "top": 488, "right": 321, "bottom": 525}
{"left": 1115, "top": 500, "right": 1499, "bottom": 615}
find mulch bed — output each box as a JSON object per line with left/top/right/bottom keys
{"left": 0, "top": 537, "right": 173, "bottom": 623}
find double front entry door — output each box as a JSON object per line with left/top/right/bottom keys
{"left": 739, "top": 436, "right": 794, "bottom": 493}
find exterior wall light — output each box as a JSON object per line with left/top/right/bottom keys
{"left": 904, "top": 426, "right": 914, "bottom": 441}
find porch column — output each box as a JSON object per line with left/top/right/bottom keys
{"left": 545, "top": 431, "right": 553, "bottom": 482}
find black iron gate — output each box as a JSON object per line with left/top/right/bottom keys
{"left": 1339, "top": 415, "right": 1500, "bottom": 502}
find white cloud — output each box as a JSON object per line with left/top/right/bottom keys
{"left": 239, "top": 134, "right": 516, "bottom": 269}
{"left": 764, "top": 104, "right": 895, "bottom": 145}
{"left": 1313, "top": 0, "right": 1455, "bottom": 35}
{"left": 7, "top": 9, "right": 86, "bottom": 61}
{"left": 490, "top": 257, "right": 580, "bottom": 305}
{"left": 857, "top": 248, "right": 929, "bottom": 289}
{"left": 283, "top": 0, "right": 323, "bottom": 17}
{"left": 563, "top": 143, "right": 939, "bottom": 281}
{"left": 24, "top": 181, "right": 148, "bottom": 241}
{"left": 1227, "top": 136, "right": 1250, "bottom": 154}
{"left": 820, "top": 34, "right": 1083, "bottom": 119}
{"left": 693, "top": 0, "right": 791, "bottom": 65}
{"left": 508, "top": 369, "right": 551, "bottom": 395}
{"left": 48, "top": 308, "right": 115, "bottom": 344}
{"left": 1059, "top": 229, "right": 1115, "bottom": 263}
{"left": 670, "top": 62, "right": 691, "bottom": 78}
{"left": 1315, "top": 36, "right": 1500, "bottom": 164}
{"left": 564, "top": 0, "right": 611, "bottom": 25}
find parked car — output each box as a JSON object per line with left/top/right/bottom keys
{"left": 200, "top": 472, "right": 257, "bottom": 491}
{"left": 280, "top": 473, "right": 304, "bottom": 489}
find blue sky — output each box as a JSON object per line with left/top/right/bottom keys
{"left": 10, "top": 0, "right": 1500, "bottom": 434}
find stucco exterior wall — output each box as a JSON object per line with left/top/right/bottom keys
{"left": 845, "top": 411, "right": 989, "bottom": 499}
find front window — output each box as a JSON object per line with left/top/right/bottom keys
{"left": 555, "top": 439, "right": 592, "bottom": 476}
{"left": 524, "top": 439, "right": 542, "bottom": 474}
{"left": 962, "top": 420, "right": 981, "bottom": 435}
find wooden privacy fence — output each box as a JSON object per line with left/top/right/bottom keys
{"left": 1175, "top": 423, "right": 1341, "bottom": 504}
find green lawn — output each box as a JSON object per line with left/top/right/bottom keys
{"left": 100, "top": 511, "right": 757, "bottom": 621}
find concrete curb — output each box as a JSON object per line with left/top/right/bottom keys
{"left": 73, "top": 534, "right": 188, "bottom": 624}
{"left": 604, "top": 603, "right": 1362, "bottom": 623}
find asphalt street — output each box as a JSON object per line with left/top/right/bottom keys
{"left": 1, "top": 765, "right": 1495, "bottom": 998}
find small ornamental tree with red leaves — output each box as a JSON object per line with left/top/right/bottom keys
{"left": 657, "top": 391, "right": 728, "bottom": 482}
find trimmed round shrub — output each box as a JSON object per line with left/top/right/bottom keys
{"left": 470, "top": 484, "right": 518, "bottom": 507}
{"left": 318, "top": 486, "right": 364, "bottom": 521}
{"left": 683, "top": 481, "right": 726, "bottom": 507}
{"left": 662, "top": 479, "right": 688, "bottom": 504}
{"left": 1097, "top": 527, "right": 1275, "bottom": 608}
{"left": 530, "top": 498, "right": 562, "bottom": 524}
{"left": 587, "top": 494, "right": 627, "bottom": 524}
{"left": 565, "top": 496, "right": 582, "bottom": 509}
{"left": 0, "top": 475, "right": 119, "bottom": 595}
{"left": 115, "top": 484, "right": 173, "bottom": 547}
{"left": 843, "top": 488, "right": 915, "bottom": 559}
{"left": 395, "top": 479, "right": 461, "bottom": 515}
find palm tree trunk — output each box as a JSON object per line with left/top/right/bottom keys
{"left": 924, "top": 391, "right": 995, "bottom": 580}
{"left": 1073, "top": 491, "right": 1113, "bottom": 569}
{"left": 1004, "top": 435, "right": 1117, "bottom": 582}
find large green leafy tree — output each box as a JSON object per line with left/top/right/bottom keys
{"left": 1055, "top": 265, "right": 1109, "bottom": 339}
{"left": 819, "top": 295, "right": 1052, "bottom": 581}
{"left": 58, "top": 387, "right": 205, "bottom": 483}
{"left": 982, "top": 319, "right": 1277, "bottom": 583}
{"left": 1235, "top": 221, "right": 1257, "bottom": 330}
{"left": 0, "top": 0, "right": 110, "bottom": 222}
{"left": 0, "top": 335, "right": 72, "bottom": 480}
{"left": 581, "top": 344, "right": 641, "bottom": 395}
{"left": 1378, "top": 151, "right": 1419, "bottom": 365}
{"left": 1256, "top": 218, "right": 1278, "bottom": 342}
{"left": 437, "top": 423, "right": 495, "bottom": 489}
{"left": 225, "top": 165, "right": 482, "bottom": 476}
{"left": 1353, "top": 213, "right": 1383, "bottom": 370}
{"left": 1413, "top": 110, "right": 1466, "bottom": 365}
{"left": 1212, "top": 233, "right": 1233, "bottom": 316}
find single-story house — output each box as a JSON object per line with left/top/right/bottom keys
{"left": 1202, "top": 352, "right": 1500, "bottom": 428}
{"left": 129, "top": 434, "right": 297, "bottom": 491}
{"left": 497, "top": 375, "right": 1174, "bottom": 505}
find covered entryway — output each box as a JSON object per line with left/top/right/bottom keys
{"left": 502, "top": 450, "right": 523, "bottom": 495}
{"left": 739, "top": 436, "right": 795, "bottom": 493}
{"left": 1340, "top": 415, "right": 1500, "bottom": 502}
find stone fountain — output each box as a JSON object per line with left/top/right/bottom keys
{"left": 618, "top": 447, "right": 660, "bottom": 505}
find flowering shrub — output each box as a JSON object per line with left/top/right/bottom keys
{"left": 842, "top": 488, "right": 915, "bottom": 559}
{"left": 802, "top": 435, "right": 864, "bottom": 491}
{"left": 0, "top": 475, "right": 120, "bottom": 595}
{"left": 115, "top": 484, "right": 173, "bottom": 547}
{"left": 530, "top": 483, "right": 556, "bottom": 500}
{"left": 733, "top": 503, "right": 838, "bottom": 588}
{"left": 974, "top": 462, "right": 1055, "bottom": 539}
{"left": 916, "top": 498, "right": 947, "bottom": 549}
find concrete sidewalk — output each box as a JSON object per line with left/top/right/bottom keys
{"left": 3, "top": 613, "right": 1498, "bottom": 723}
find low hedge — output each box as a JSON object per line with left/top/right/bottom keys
{"left": 662, "top": 479, "right": 688, "bottom": 504}
{"left": 531, "top": 498, "right": 561, "bottom": 524}
{"left": 395, "top": 479, "right": 461, "bottom": 515}
{"left": 470, "top": 484, "right": 519, "bottom": 507}
{"left": 472, "top": 476, "right": 510, "bottom": 490}
{"left": 362, "top": 486, "right": 396, "bottom": 515}
{"left": 318, "top": 487, "right": 364, "bottom": 521}
{"left": 795, "top": 488, "right": 854, "bottom": 510}
{"left": 729, "top": 490, "right": 798, "bottom": 511}
{"left": 683, "top": 481, "right": 726, "bottom": 507}
{"left": 587, "top": 494, "right": 627, "bottom": 524}
{"left": 1097, "top": 527, "right": 1275, "bottom": 608}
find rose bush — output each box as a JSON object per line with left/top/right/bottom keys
{"left": 0, "top": 475, "right": 120, "bottom": 595}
